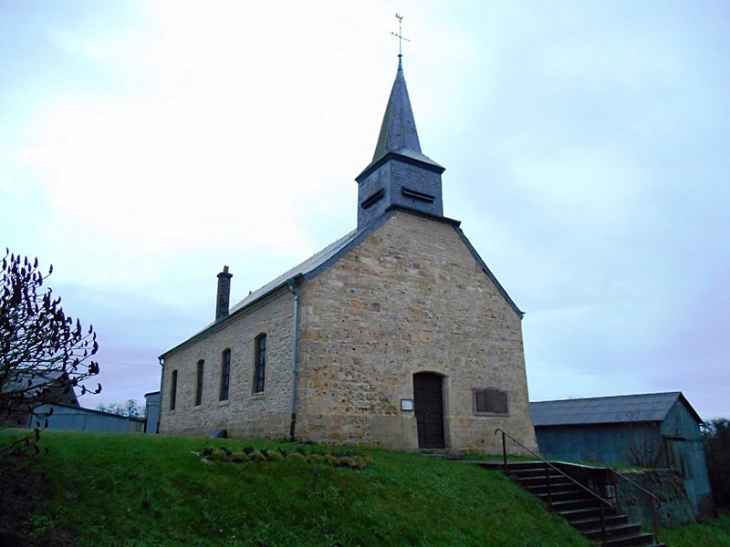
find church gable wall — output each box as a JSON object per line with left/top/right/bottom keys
{"left": 296, "top": 210, "right": 538, "bottom": 454}
{"left": 159, "top": 288, "right": 294, "bottom": 438}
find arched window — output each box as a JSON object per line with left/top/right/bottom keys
{"left": 220, "top": 349, "right": 231, "bottom": 401}
{"left": 195, "top": 360, "right": 205, "bottom": 406}
{"left": 169, "top": 370, "right": 178, "bottom": 411}
{"left": 253, "top": 334, "right": 266, "bottom": 393}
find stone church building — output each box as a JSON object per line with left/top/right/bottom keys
{"left": 158, "top": 60, "right": 538, "bottom": 454}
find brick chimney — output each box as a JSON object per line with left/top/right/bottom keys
{"left": 216, "top": 266, "right": 232, "bottom": 321}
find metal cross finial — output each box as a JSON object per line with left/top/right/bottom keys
{"left": 390, "top": 13, "right": 411, "bottom": 59}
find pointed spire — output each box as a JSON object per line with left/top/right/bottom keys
{"left": 361, "top": 60, "right": 442, "bottom": 176}
{"left": 371, "top": 59, "right": 422, "bottom": 164}
{"left": 355, "top": 60, "right": 446, "bottom": 230}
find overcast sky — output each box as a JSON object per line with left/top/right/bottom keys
{"left": 2, "top": 1, "right": 728, "bottom": 420}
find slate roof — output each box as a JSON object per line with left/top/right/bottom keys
{"left": 357, "top": 59, "right": 443, "bottom": 180}
{"left": 530, "top": 392, "right": 702, "bottom": 427}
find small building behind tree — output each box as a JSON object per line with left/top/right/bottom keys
{"left": 29, "top": 402, "right": 144, "bottom": 434}
{"left": 1, "top": 370, "right": 79, "bottom": 427}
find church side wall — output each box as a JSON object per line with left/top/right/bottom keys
{"left": 158, "top": 288, "right": 294, "bottom": 439}
{"left": 296, "top": 211, "right": 538, "bottom": 454}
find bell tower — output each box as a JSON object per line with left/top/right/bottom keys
{"left": 355, "top": 58, "right": 446, "bottom": 229}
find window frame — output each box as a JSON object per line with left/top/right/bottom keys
{"left": 169, "top": 370, "right": 178, "bottom": 411}
{"left": 219, "top": 348, "right": 231, "bottom": 401}
{"left": 195, "top": 359, "right": 205, "bottom": 406}
{"left": 253, "top": 334, "right": 267, "bottom": 394}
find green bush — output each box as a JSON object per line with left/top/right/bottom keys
{"left": 267, "top": 450, "right": 284, "bottom": 462}
{"left": 249, "top": 450, "right": 267, "bottom": 462}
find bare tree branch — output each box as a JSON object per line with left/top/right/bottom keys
{"left": 1, "top": 249, "right": 102, "bottom": 460}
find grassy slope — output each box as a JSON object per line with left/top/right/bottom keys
{"left": 661, "top": 512, "right": 730, "bottom": 546}
{"left": 12, "top": 431, "right": 593, "bottom": 547}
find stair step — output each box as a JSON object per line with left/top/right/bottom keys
{"left": 527, "top": 486, "right": 582, "bottom": 498}
{"left": 602, "top": 532, "right": 657, "bottom": 547}
{"left": 535, "top": 490, "right": 596, "bottom": 504}
{"left": 570, "top": 514, "right": 628, "bottom": 531}
{"left": 584, "top": 522, "right": 641, "bottom": 541}
{"left": 494, "top": 460, "right": 659, "bottom": 547}
{"left": 560, "top": 506, "right": 610, "bottom": 523}
{"left": 512, "top": 474, "right": 569, "bottom": 488}
{"left": 549, "top": 498, "right": 610, "bottom": 513}
{"left": 512, "top": 477, "right": 568, "bottom": 488}
{"left": 510, "top": 469, "right": 565, "bottom": 480}
{"left": 523, "top": 480, "right": 577, "bottom": 491}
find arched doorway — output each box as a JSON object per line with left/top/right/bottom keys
{"left": 413, "top": 372, "right": 445, "bottom": 449}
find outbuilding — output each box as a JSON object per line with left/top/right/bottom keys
{"left": 531, "top": 392, "right": 713, "bottom": 519}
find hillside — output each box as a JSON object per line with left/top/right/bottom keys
{"left": 1, "top": 431, "right": 592, "bottom": 547}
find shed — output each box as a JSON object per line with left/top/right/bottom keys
{"left": 2, "top": 370, "right": 79, "bottom": 427}
{"left": 531, "top": 392, "right": 713, "bottom": 519}
{"left": 30, "top": 403, "right": 144, "bottom": 434}
{"left": 144, "top": 391, "right": 160, "bottom": 434}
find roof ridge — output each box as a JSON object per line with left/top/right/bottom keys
{"left": 530, "top": 392, "right": 697, "bottom": 427}
{"left": 532, "top": 391, "right": 682, "bottom": 404}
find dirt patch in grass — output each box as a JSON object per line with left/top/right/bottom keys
{"left": 0, "top": 459, "right": 75, "bottom": 547}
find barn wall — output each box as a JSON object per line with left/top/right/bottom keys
{"left": 535, "top": 402, "right": 715, "bottom": 521}
{"left": 535, "top": 423, "right": 662, "bottom": 465}
{"left": 32, "top": 404, "right": 144, "bottom": 434}
{"left": 661, "top": 402, "right": 714, "bottom": 519}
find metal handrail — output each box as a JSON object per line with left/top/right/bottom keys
{"left": 495, "top": 428, "right": 614, "bottom": 546}
{"left": 495, "top": 428, "right": 614, "bottom": 507}
{"left": 608, "top": 469, "right": 661, "bottom": 545}
{"left": 609, "top": 468, "right": 661, "bottom": 503}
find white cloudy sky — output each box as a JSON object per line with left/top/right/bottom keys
{"left": 2, "top": 1, "right": 728, "bottom": 420}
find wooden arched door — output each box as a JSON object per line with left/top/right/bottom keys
{"left": 413, "top": 372, "right": 445, "bottom": 449}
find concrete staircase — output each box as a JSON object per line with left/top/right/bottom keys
{"left": 503, "top": 462, "right": 665, "bottom": 547}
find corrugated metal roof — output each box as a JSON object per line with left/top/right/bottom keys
{"left": 3, "top": 370, "right": 79, "bottom": 406}
{"left": 530, "top": 392, "right": 699, "bottom": 427}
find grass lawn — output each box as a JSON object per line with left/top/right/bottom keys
{"left": 4, "top": 430, "right": 730, "bottom": 546}
{"left": 3, "top": 431, "right": 591, "bottom": 547}
{"left": 660, "top": 511, "right": 730, "bottom": 547}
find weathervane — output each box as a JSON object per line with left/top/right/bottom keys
{"left": 390, "top": 13, "right": 411, "bottom": 59}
